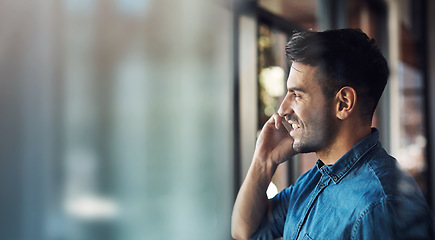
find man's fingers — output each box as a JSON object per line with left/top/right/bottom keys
{"left": 272, "top": 113, "right": 283, "bottom": 129}
{"left": 266, "top": 113, "right": 289, "bottom": 131}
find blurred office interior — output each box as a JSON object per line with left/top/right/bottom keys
{"left": 0, "top": 0, "right": 434, "bottom": 239}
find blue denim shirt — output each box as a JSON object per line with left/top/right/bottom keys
{"left": 252, "top": 129, "right": 433, "bottom": 239}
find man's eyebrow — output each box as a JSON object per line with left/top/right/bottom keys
{"left": 288, "top": 87, "right": 306, "bottom": 93}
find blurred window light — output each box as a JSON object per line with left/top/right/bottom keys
{"left": 266, "top": 182, "right": 278, "bottom": 199}
{"left": 64, "top": 195, "right": 119, "bottom": 220}
{"left": 260, "top": 66, "right": 285, "bottom": 98}
{"left": 259, "top": 66, "right": 286, "bottom": 117}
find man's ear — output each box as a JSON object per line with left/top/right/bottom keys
{"left": 335, "top": 86, "right": 357, "bottom": 120}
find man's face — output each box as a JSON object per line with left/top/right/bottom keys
{"left": 278, "top": 62, "right": 338, "bottom": 154}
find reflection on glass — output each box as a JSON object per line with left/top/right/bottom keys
{"left": 394, "top": 3, "right": 428, "bottom": 196}
{"left": 397, "top": 62, "right": 427, "bottom": 192}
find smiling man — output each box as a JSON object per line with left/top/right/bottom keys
{"left": 231, "top": 29, "right": 433, "bottom": 240}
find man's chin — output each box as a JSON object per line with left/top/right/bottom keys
{"left": 292, "top": 141, "right": 317, "bottom": 154}
{"left": 292, "top": 141, "right": 303, "bottom": 154}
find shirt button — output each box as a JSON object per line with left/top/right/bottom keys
{"left": 298, "top": 223, "right": 302, "bottom": 228}
{"left": 332, "top": 176, "right": 338, "bottom": 181}
{"left": 319, "top": 183, "right": 325, "bottom": 188}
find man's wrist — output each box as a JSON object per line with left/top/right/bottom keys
{"left": 252, "top": 155, "right": 278, "bottom": 182}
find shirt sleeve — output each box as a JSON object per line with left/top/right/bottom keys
{"left": 250, "top": 187, "right": 293, "bottom": 240}
{"left": 351, "top": 197, "right": 434, "bottom": 240}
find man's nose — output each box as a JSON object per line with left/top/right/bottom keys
{"left": 277, "top": 96, "right": 293, "bottom": 117}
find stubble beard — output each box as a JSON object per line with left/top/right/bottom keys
{"left": 291, "top": 106, "right": 338, "bottom": 154}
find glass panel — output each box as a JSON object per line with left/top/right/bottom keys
{"left": 59, "top": 1, "right": 235, "bottom": 239}
{"left": 0, "top": 0, "right": 234, "bottom": 239}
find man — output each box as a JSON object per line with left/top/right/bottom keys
{"left": 231, "top": 29, "right": 433, "bottom": 239}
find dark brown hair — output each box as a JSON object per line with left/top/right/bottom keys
{"left": 285, "top": 29, "right": 389, "bottom": 121}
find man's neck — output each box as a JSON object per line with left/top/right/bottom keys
{"left": 316, "top": 125, "right": 372, "bottom": 165}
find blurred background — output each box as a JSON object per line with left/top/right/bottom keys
{"left": 0, "top": 0, "right": 434, "bottom": 239}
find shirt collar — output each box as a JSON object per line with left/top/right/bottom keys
{"left": 316, "top": 128, "right": 380, "bottom": 184}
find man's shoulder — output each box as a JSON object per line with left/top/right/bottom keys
{"left": 353, "top": 146, "right": 427, "bottom": 206}
{"left": 346, "top": 149, "right": 432, "bottom": 234}
{"left": 351, "top": 156, "right": 434, "bottom": 239}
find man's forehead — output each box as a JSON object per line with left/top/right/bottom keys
{"left": 287, "top": 62, "right": 319, "bottom": 88}
{"left": 291, "top": 64, "right": 303, "bottom": 73}
{"left": 290, "top": 62, "right": 317, "bottom": 73}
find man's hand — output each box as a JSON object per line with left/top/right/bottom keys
{"left": 254, "top": 113, "right": 295, "bottom": 166}
{"left": 231, "top": 113, "right": 295, "bottom": 240}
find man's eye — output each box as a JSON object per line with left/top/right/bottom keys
{"left": 293, "top": 93, "right": 301, "bottom": 98}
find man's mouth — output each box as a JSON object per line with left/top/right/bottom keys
{"left": 285, "top": 116, "right": 300, "bottom": 129}
{"left": 289, "top": 122, "right": 300, "bottom": 137}
{"left": 282, "top": 116, "right": 300, "bottom": 135}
